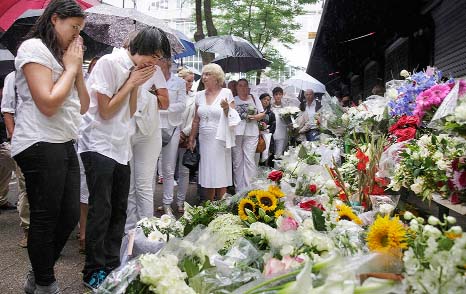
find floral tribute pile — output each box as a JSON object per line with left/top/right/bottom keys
{"left": 96, "top": 67, "right": 466, "bottom": 294}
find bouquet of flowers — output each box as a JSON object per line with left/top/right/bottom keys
{"left": 137, "top": 215, "right": 184, "bottom": 242}
{"left": 277, "top": 106, "right": 300, "bottom": 124}
{"left": 318, "top": 94, "right": 346, "bottom": 136}
{"left": 390, "top": 134, "right": 466, "bottom": 201}
{"left": 448, "top": 156, "right": 466, "bottom": 204}
{"left": 388, "top": 115, "right": 420, "bottom": 142}
{"left": 258, "top": 121, "right": 268, "bottom": 131}
{"left": 388, "top": 67, "right": 447, "bottom": 117}
{"left": 237, "top": 185, "right": 286, "bottom": 227}
{"left": 432, "top": 80, "right": 466, "bottom": 136}
{"left": 236, "top": 103, "right": 257, "bottom": 120}
{"left": 401, "top": 213, "right": 466, "bottom": 294}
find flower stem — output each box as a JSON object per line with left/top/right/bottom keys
{"left": 243, "top": 269, "right": 302, "bottom": 294}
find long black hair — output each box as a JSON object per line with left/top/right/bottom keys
{"left": 25, "top": 0, "right": 85, "bottom": 65}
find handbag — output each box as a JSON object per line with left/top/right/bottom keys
{"left": 256, "top": 134, "right": 266, "bottom": 153}
{"left": 182, "top": 148, "right": 200, "bottom": 170}
{"left": 161, "top": 127, "right": 176, "bottom": 147}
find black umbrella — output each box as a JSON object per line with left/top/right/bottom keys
{"left": 84, "top": 4, "right": 185, "bottom": 56}
{"left": 0, "top": 9, "right": 112, "bottom": 59}
{"left": 212, "top": 55, "right": 271, "bottom": 73}
{"left": 195, "top": 35, "right": 264, "bottom": 58}
{"left": 0, "top": 44, "right": 15, "bottom": 80}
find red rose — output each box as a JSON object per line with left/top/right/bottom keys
{"left": 393, "top": 127, "right": 417, "bottom": 142}
{"left": 268, "top": 170, "right": 283, "bottom": 182}
{"left": 338, "top": 190, "right": 348, "bottom": 201}
{"left": 309, "top": 184, "right": 318, "bottom": 194}
{"left": 370, "top": 184, "right": 385, "bottom": 195}
{"left": 299, "top": 199, "right": 325, "bottom": 211}
{"left": 389, "top": 115, "right": 420, "bottom": 134}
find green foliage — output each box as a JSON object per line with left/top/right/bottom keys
{"left": 179, "top": 201, "right": 229, "bottom": 236}
{"left": 211, "top": 0, "right": 317, "bottom": 76}
{"left": 125, "top": 277, "right": 150, "bottom": 294}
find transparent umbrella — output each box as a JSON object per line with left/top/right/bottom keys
{"left": 284, "top": 71, "right": 326, "bottom": 93}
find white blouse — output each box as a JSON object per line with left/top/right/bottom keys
{"left": 12, "top": 38, "right": 81, "bottom": 156}
{"left": 234, "top": 95, "right": 264, "bottom": 136}
{"left": 78, "top": 48, "right": 136, "bottom": 165}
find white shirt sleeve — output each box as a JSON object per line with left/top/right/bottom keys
{"left": 88, "top": 58, "right": 118, "bottom": 98}
{"left": 167, "top": 78, "right": 186, "bottom": 114}
{"left": 1, "top": 72, "right": 16, "bottom": 114}
{"left": 225, "top": 88, "right": 234, "bottom": 104}
{"left": 15, "top": 39, "right": 54, "bottom": 71}
{"left": 152, "top": 65, "right": 167, "bottom": 89}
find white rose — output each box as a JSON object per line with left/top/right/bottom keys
{"left": 302, "top": 218, "right": 315, "bottom": 230}
{"left": 410, "top": 177, "right": 424, "bottom": 194}
{"left": 148, "top": 229, "right": 166, "bottom": 242}
{"left": 400, "top": 70, "right": 410, "bottom": 78}
{"left": 450, "top": 226, "right": 462, "bottom": 235}
{"left": 379, "top": 204, "right": 395, "bottom": 215}
{"left": 158, "top": 214, "right": 173, "bottom": 228}
{"left": 280, "top": 245, "right": 295, "bottom": 256}
{"left": 404, "top": 211, "right": 414, "bottom": 220}
{"left": 423, "top": 225, "right": 442, "bottom": 239}
{"left": 427, "top": 216, "right": 440, "bottom": 226}
{"left": 445, "top": 216, "right": 457, "bottom": 224}
{"left": 436, "top": 159, "right": 449, "bottom": 171}
{"left": 432, "top": 151, "right": 443, "bottom": 161}
{"left": 410, "top": 219, "right": 420, "bottom": 231}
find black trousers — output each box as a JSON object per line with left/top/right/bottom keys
{"left": 14, "top": 141, "right": 80, "bottom": 286}
{"left": 80, "top": 151, "right": 130, "bottom": 277}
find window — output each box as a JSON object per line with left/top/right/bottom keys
{"left": 153, "top": 0, "right": 168, "bottom": 9}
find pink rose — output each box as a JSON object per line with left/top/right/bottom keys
{"left": 278, "top": 216, "right": 299, "bottom": 232}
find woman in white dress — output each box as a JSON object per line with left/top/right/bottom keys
{"left": 188, "top": 64, "right": 238, "bottom": 201}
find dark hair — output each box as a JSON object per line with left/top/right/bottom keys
{"left": 272, "top": 87, "right": 283, "bottom": 95}
{"left": 259, "top": 93, "right": 270, "bottom": 100}
{"left": 87, "top": 56, "right": 100, "bottom": 74}
{"left": 129, "top": 27, "right": 171, "bottom": 58}
{"left": 237, "top": 78, "right": 248, "bottom": 85}
{"left": 26, "top": 0, "right": 85, "bottom": 65}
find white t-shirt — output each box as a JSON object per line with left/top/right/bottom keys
{"left": 159, "top": 73, "right": 186, "bottom": 128}
{"left": 78, "top": 48, "right": 136, "bottom": 165}
{"left": 133, "top": 64, "right": 167, "bottom": 136}
{"left": 1, "top": 71, "right": 17, "bottom": 114}
{"left": 234, "top": 95, "right": 264, "bottom": 136}
{"left": 272, "top": 103, "right": 288, "bottom": 140}
{"left": 11, "top": 38, "right": 81, "bottom": 156}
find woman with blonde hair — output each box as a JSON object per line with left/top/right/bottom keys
{"left": 188, "top": 64, "right": 239, "bottom": 201}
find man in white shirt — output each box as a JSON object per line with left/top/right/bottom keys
{"left": 78, "top": 27, "right": 171, "bottom": 290}
{"left": 303, "top": 89, "right": 320, "bottom": 141}
{"left": 271, "top": 87, "right": 288, "bottom": 157}
{"left": 0, "top": 71, "right": 29, "bottom": 248}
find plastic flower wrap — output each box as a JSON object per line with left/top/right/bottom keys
{"left": 318, "top": 94, "right": 346, "bottom": 136}
{"left": 137, "top": 215, "right": 184, "bottom": 240}
{"left": 96, "top": 258, "right": 141, "bottom": 294}
{"left": 342, "top": 95, "right": 390, "bottom": 134}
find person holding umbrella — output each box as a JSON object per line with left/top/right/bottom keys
{"left": 10, "top": 1, "right": 89, "bottom": 293}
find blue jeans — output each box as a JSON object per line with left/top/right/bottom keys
{"left": 305, "top": 129, "right": 320, "bottom": 142}
{"left": 80, "top": 152, "right": 130, "bottom": 277}
{"left": 14, "top": 141, "right": 80, "bottom": 286}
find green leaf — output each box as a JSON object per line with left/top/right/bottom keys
{"left": 297, "top": 145, "right": 307, "bottom": 160}
{"left": 264, "top": 214, "right": 273, "bottom": 223}
{"left": 181, "top": 257, "right": 201, "bottom": 279}
{"left": 311, "top": 207, "right": 326, "bottom": 231}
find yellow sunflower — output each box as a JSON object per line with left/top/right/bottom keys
{"left": 268, "top": 185, "right": 285, "bottom": 198}
{"left": 274, "top": 209, "right": 285, "bottom": 218}
{"left": 366, "top": 215, "right": 407, "bottom": 254}
{"left": 238, "top": 198, "right": 256, "bottom": 220}
{"left": 256, "top": 192, "right": 278, "bottom": 212}
{"left": 336, "top": 204, "right": 363, "bottom": 225}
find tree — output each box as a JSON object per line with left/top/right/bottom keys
{"left": 194, "top": 0, "right": 217, "bottom": 65}
{"left": 212, "top": 0, "right": 317, "bottom": 83}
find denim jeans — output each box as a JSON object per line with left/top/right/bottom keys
{"left": 80, "top": 151, "right": 130, "bottom": 277}
{"left": 14, "top": 141, "right": 80, "bottom": 286}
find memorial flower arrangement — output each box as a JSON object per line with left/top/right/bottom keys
{"left": 390, "top": 134, "right": 466, "bottom": 201}
{"left": 137, "top": 215, "right": 184, "bottom": 242}
{"left": 277, "top": 106, "right": 300, "bottom": 124}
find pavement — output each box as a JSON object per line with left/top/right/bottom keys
{"left": 0, "top": 177, "right": 201, "bottom": 294}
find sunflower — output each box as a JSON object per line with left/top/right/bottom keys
{"left": 238, "top": 198, "right": 256, "bottom": 220}
{"left": 268, "top": 185, "right": 285, "bottom": 198}
{"left": 366, "top": 215, "right": 407, "bottom": 254}
{"left": 336, "top": 204, "right": 363, "bottom": 225}
{"left": 274, "top": 209, "right": 285, "bottom": 218}
{"left": 257, "top": 192, "right": 278, "bottom": 212}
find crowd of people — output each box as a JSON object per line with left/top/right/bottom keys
{"left": 0, "top": 0, "right": 327, "bottom": 293}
